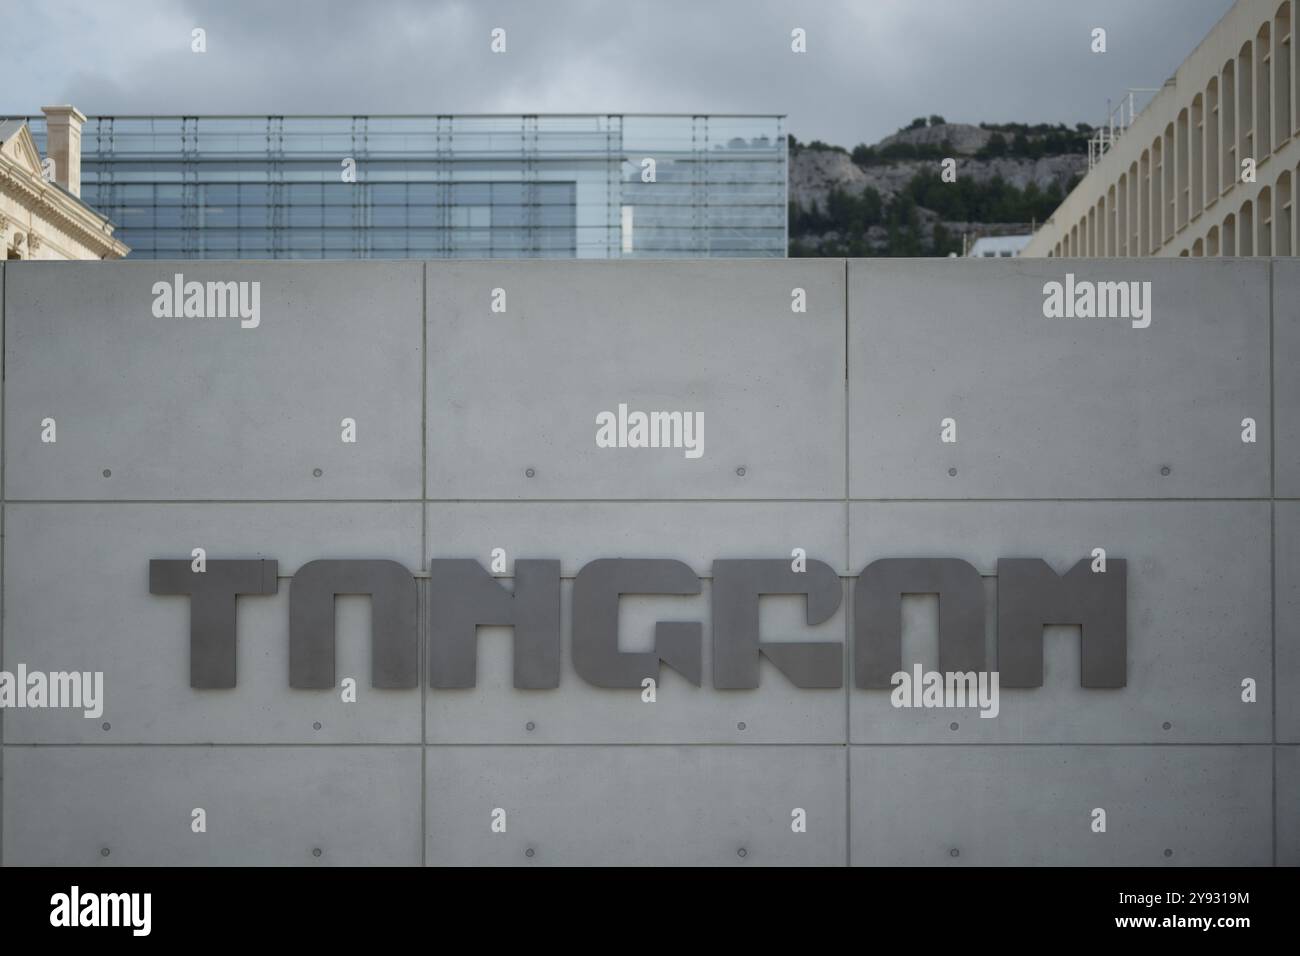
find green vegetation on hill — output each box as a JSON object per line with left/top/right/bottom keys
{"left": 975, "top": 122, "right": 1094, "bottom": 160}
{"left": 789, "top": 187, "right": 933, "bottom": 257}
{"left": 788, "top": 118, "right": 1090, "bottom": 256}
{"left": 851, "top": 141, "right": 950, "bottom": 165}
{"left": 906, "top": 171, "right": 1071, "bottom": 222}
{"left": 788, "top": 171, "right": 1082, "bottom": 258}
{"left": 790, "top": 120, "right": 1096, "bottom": 166}
{"left": 788, "top": 137, "right": 847, "bottom": 155}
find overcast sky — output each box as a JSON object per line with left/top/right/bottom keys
{"left": 3, "top": 0, "right": 1236, "bottom": 146}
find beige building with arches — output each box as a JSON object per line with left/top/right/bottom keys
{"left": 1025, "top": 0, "right": 1300, "bottom": 258}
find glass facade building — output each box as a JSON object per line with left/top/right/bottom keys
{"left": 16, "top": 114, "right": 787, "bottom": 259}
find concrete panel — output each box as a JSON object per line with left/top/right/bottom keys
{"left": 425, "top": 260, "right": 846, "bottom": 500}
{"left": 425, "top": 501, "right": 846, "bottom": 743}
{"left": 426, "top": 500, "right": 848, "bottom": 576}
{"left": 4, "top": 261, "right": 422, "bottom": 500}
{"left": 1278, "top": 746, "right": 1300, "bottom": 866}
{"left": 3, "top": 502, "right": 422, "bottom": 743}
{"left": 2, "top": 746, "right": 421, "bottom": 865}
{"left": 426, "top": 745, "right": 845, "bottom": 865}
{"left": 849, "top": 259, "right": 1271, "bottom": 499}
{"left": 1, "top": 262, "right": 4, "bottom": 870}
{"left": 1276, "top": 503, "right": 1300, "bottom": 743}
{"left": 0, "top": 261, "right": 4, "bottom": 517}
{"left": 848, "top": 501, "right": 1270, "bottom": 743}
{"left": 1275, "top": 259, "right": 1300, "bottom": 496}
{"left": 851, "top": 745, "right": 1272, "bottom": 866}
{"left": 427, "top": 578, "right": 848, "bottom": 744}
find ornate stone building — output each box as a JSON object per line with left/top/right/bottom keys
{"left": 0, "top": 106, "right": 129, "bottom": 261}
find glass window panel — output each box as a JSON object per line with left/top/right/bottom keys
{"left": 68, "top": 114, "right": 783, "bottom": 260}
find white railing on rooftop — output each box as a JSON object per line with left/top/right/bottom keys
{"left": 1088, "top": 88, "right": 1161, "bottom": 170}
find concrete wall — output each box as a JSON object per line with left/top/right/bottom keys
{"left": 0, "top": 258, "right": 1291, "bottom": 866}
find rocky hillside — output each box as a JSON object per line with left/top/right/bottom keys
{"left": 789, "top": 119, "right": 1089, "bottom": 257}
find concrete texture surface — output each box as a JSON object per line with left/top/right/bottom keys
{"left": 1275, "top": 502, "right": 1300, "bottom": 742}
{"left": 0, "top": 259, "right": 1287, "bottom": 865}
{"left": 4, "top": 261, "right": 423, "bottom": 500}
{"left": 1276, "top": 261, "right": 1300, "bottom": 496}
{"left": 425, "top": 745, "right": 846, "bottom": 866}
{"left": 848, "top": 501, "right": 1271, "bottom": 743}
{"left": 3, "top": 502, "right": 422, "bottom": 744}
{"left": 3, "top": 745, "right": 421, "bottom": 866}
{"left": 1278, "top": 746, "right": 1300, "bottom": 865}
{"left": 425, "top": 260, "right": 847, "bottom": 499}
{"left": 849, "top": 258, "right": 1271, "bottom": 499}
{"left": 850, "top": 745, "right": 1272, "bottom": 866}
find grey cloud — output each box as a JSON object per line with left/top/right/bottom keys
{"left": 1, "top": 0, "right": 1235, "bottom": 146}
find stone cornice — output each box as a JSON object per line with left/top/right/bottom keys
{"left": 0, "top": 158, "right": 130, "bottom": 258}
